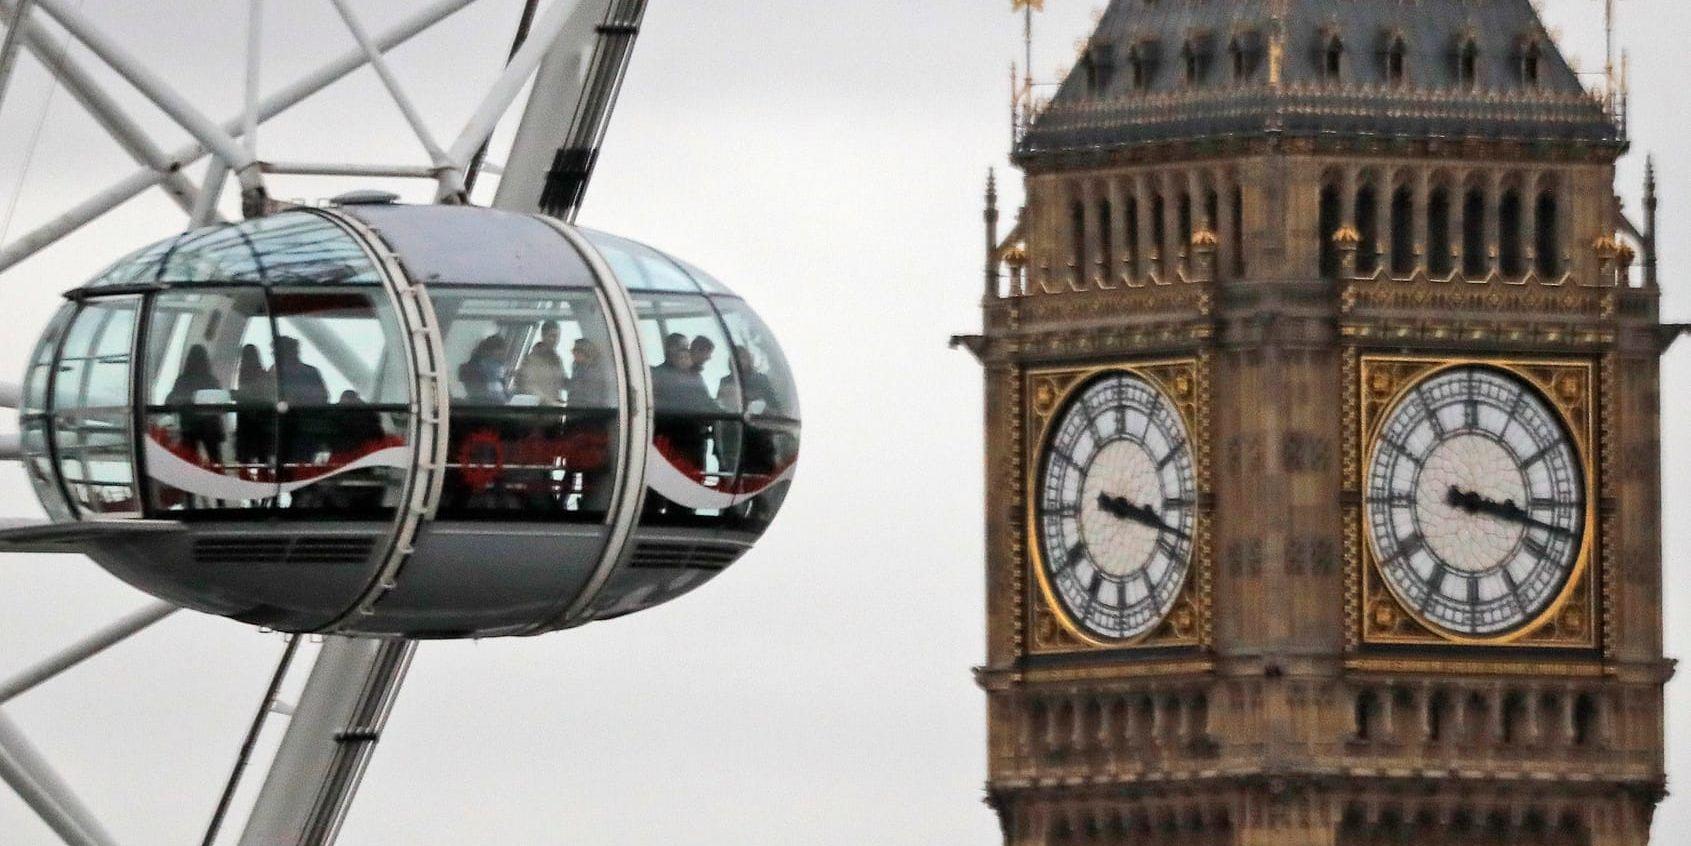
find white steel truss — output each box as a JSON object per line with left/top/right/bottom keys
{"left": 0, "top": 0, "right": 645, "bottom": 843}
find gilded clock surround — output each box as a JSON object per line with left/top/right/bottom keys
{"left": 1024, "top": 358, "right": 1212, "bottom": 654}
{"left": 1350, "top": 354, "right": 1599, "bottom": 650}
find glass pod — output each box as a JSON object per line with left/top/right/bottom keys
{"left": 20, "top": 203, "right": 799, "bottom": 638}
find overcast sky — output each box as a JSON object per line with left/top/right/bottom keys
{"left": 0, "top": 1, "right": 1685, "bottom": 844}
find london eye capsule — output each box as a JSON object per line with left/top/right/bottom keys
{"left": 14, "top": 200, "right": 800, "bottom": 638}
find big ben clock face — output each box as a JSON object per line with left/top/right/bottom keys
{"left": 1365, "top": 365, "right": 1588, "bottom": 637}
{"left": 1035, "top": 370, "right": 1197, "bottom": 643}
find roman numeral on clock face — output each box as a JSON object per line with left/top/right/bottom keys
{"left": 1036, "top": 369, "right": 1198, "bottom": 642}
{"left": 1364, "top": 364, "right": 1587, "bottom": 638}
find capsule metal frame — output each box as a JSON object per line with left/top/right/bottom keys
{"left": 18, "top": 202, "right": 799, "bottom": 638}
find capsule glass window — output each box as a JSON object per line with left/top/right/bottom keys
{"left": 52, "top": 296, "right": 141, "bottom": 517}
{"left": 21, "top": 304, "right": 76, "bottom": 521}
{"left": 269, "top": 289, "right": 410, "bottom": 517}
{"left": 141, "top": 289, "right": 279, "bottom": 515}
{"left": 136, "top": 287, "right": 410, "bottom": 519}
{"left": 712, "top": 296, "right": 801, "bottom": 535}
{"left": 631, "top": 293, "right": 745, "bottom": 529}
{"left": 433, "top": 288, "right": 620, "bottom": 523}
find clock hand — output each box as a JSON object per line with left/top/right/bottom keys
{"left": 1446, "top": 486, "right": 1574, "bottom": 538}
{"left": 1097, "top": 492, "right": 1191, "bottom": 541}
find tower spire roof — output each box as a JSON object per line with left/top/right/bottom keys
{"left": 1017, "top": 0, "right": 1623, "bottom": 160}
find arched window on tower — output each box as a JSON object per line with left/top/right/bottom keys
{"left": 1573, "top": 693, "right": 1599, "bottom": 747}
{"left": 1319, "top": 182, "right": 1342, "bottom": 279}
{"left": 1070, "top": 200, "right": 1087, "bottom": 276}
{"left": 1499, "top": 189, "right": 1524, "bottom": 277}
{"left": 1535, "top": 189, "right": 1560, "bottom": 277}
{"left": 1229, "top": 36, "right": 1254, "bottom": 83}
{"left": 1178, "top": 192, "right": 1194, "bottom": 269}
{"left": 1428, "top": 185, "right": 1454, "bottom": 276}
{"left": 1230, "top": 185, "right": 1246, "bottom": 277}
{"left": 1458, "top": 38, "right": 1480, "bottom": 89}
{"left": 1183, "top": 36, "right": 1212, "bottom": 85}
{"left": 1521, "top": 39, "right": 1543, "bottom": 87}
{"left": 1391, "top": 185, "right": 1415, "bottom": 275}
{"left": 1385, "top": 36, "right": 1409, "bottom": 87}
{"left": 1354, "top": 691, "right": 1380, "bottom": 741}
{"left": 1098, "top": 198, "right": 1115, "bottom": 279}
{"left": 1356, "top": 182, "right": 1380, "bottom": 274}
{"left": 1321, "top": 33, "right": 1344, "bottom": 82}
{"left": 1152, "top": 192, "right": 1169, "bottom": 277}
{"left": 1125, "top": 195, "right": 1142, "bottom": 278}
{"left": 1501, "top": 692, "right": 1527, "bottom": 745}
{"left": 1127, "top": 41, "right": 1161, "bottom": 92}
{"left": 1462, "top": 187, "right": 1487, "bottom": 277}
{"left": 1083, "top": 43, "right": 1117, "bottom": 95}
{"left": 1426, "top": 690, "right": 1450, "bottom": 742}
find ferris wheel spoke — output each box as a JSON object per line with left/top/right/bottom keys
{"left": 31, "top": 0, "right": 265, "bottom": 206}
{"left": 0, "top": 0, "right": 480, "bottom": 276}
{"left": 0, "top": 601, "right": 178, "bottom": 707}
{"left": 438, "top": 0, "right": 611, "bottom": 200}
{"left": 0, "top": 0, "right": 36, "bottom": 118}
{"left": 326, "top": 0, "right": 449, "bottom": 169}
{"left": 0, "top": 0, "right": 206, "bottom": 218}
{"left": 0, "top": 711, "right": 119, "bottom": 846}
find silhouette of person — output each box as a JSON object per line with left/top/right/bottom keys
{"left": 274, "top": 336, "right": 330, "bottom": 469}
{"left": 565, "top": 338, "right": 610, "bottom": 408}
{"left": 459, "top": 334, "right": 511, "bottom": 404}
{"left": 688, "top": 335, "right": 716, "bottom": 378}
{"left": 232, "top": 343, "right": 275, "bottom": 470}
{"left": 515, "top": 321, "right": 566, "bottom": 404}
{"left": 167, "top": 344, "right": 224, "bottom": 463}
{"left": 334, "top": 390, "right": 385, "bottom": 454}
{"left": 650, "top": 332, "right": 714, "bottom": 474}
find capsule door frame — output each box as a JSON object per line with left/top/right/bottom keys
{"left": 533, "top": 218, "right": 653, "bottom": 632}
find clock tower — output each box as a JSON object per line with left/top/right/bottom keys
{"left": 962, "top": 1, "right": 1673, "bottom": 844}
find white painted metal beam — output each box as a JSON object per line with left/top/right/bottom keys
{"left": 0, "top": 0, "right": 478, "bottom": 274}
{"left": 0, "top": 602, "right": 177, "bottom": 706}
{"left": 0, "top": 0, "right": 206, "bottom": 217}
{"left": 438, "top": 0, "right": 603, "bottom": 199}
{"left": 0, "top": 711, "right": 119, "bottom": 846}
{"left": 327, "top": 0, "right": 447, "bottom": 168}
{"left": 0, "top": 0, "right": 35, "bottom": 118}
{"left": 491, "top": 0, "right": 614, "bottom": 213}
{"left": 237, "top": 637, "right": 415, "bottom": 846}
{"left": 31, "top": 0, "right": 264, "bottom": 202}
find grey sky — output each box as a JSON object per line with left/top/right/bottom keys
{"left": 0, "top": 1, "right": 1684, "bottom": 844}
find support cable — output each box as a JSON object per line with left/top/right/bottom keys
{"left": 0, "top": 0, "right": 36, "bottom": 117}
{"left": 201, "top": 634, "right": 303, "bottom": 846}
{"left": 538, "top": 0, "right": 647, "bottom": 221}
{"left": 462, "top": 0, "right": 540, "bottom": 199}
{"left": 0, "top": 0, "right": 76, "bottom": 248}
{"left": 0, "top": 0, "right": 478, "bottom": 274}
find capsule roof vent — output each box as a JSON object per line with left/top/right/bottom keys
{"left": 331, "top": 189, "right": 400, "bottom": 206}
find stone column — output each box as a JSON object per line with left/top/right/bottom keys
{"left": 1136, "top": 173, "right": 1157, "bottom": 283}
{"left": 1340, "top": 166, "right": 1360, "bottom": 231}
{"left": 1413, "top": 168, "right": 1431, "bottom": 274}
{"left": 1373, "top": 172, "right": 1391, "bottom": 272}
{"left": 1162, "top": 172, "right": 1182, "bottom": 281}
{"left": 1081, "top": 180, "right": 1102, "bottom": 289}
{"left": 1108, "top": 176, "right": 1131, "bottom": 286}
{"left": 1522, "top": 171, "right": 1541, "bottom": 276}
{"left": 1485, "top": 170, "right": 1503, "bottom": 274}
{"left": 1217, "top": 172, "right": 1237, "bottom": 281}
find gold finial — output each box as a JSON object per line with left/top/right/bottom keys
{"left": 1002, "top": 243, "right": 1030, "bottom": 269}
{"left": 1592, "top": 234, "right": 1620, "bottom": 258}
{"left": 1191, "top": 229, "right": 1219, "bottom": 248}
{"left": 1616, "top": 241, "right": 1636, "bottom": 266}
{"left": 1332, "top": 225, "right": 1362, "bottom": 246}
